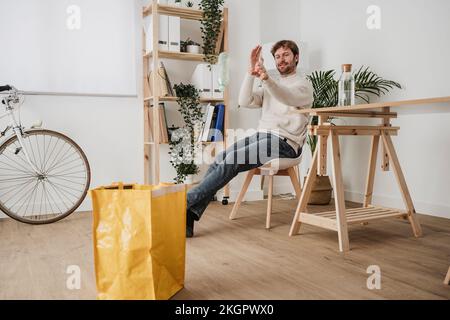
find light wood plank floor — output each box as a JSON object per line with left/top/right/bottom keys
{"left": 0, "top": 198, "right": 449, "bottom": 300}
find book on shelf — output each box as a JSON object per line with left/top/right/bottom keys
{"left": 161, "top": 61, "right": 175, "bottom": 96}
{"left": 198, "top": 103, "right": 225, "bottom": 143}
{"left": 211, "top": 104, "right": 225, "bottom": 142}
{"left": 148, "top": 102, "right": 170, "bottom": 143}
{"left": 148, "top": 61, "right": 174, "bottom": 98}
{"left": 199, "top": 104, "right": 215, "bottom": 142}
{"left": 206, "top": 106, "right": 219, "bottom": 142}
{"left": 145, "top": 102, "right": 153, "bottom": 142}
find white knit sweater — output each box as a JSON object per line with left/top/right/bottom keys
{"left": 238, "top": 72, "right": 314, "bottom": 152}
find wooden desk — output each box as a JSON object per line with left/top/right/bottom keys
{"left": 289, "top": 96, "right": 450, "bottom": 252}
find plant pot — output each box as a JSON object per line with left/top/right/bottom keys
{"left": 187, "top": 45, "right": 200, "bottom": 54}
{"left": 184, "top": 174, "right": 195, "bottom": 185}
{"left": 304, "top": 175, "right": 333, "bottom": 205}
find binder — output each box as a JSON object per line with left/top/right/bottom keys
{"left": 211, "top": 104, "right": 225, "bottom": 142}
{"left": 144, "top": 14, "right": 169, "bottom": 53}
{"left": 207, "top": 106, "right": 219, "bottom": 142}
{"left": 191, "top": 64, "right": 212, "bottom": 99}
{"left": 211, "top": 64, "right": 224, "bottom": 99}
{"left": 168, "top": 0, "right": 181, "bottom": 52}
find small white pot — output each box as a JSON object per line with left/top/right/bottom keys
{"left": 184, "top": 174, "right": 194, "bottom": 185}
{"left": 187, "top": 45, "right": 200, "bottom": 54}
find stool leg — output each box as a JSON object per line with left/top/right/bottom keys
{"left": 444, "top": 266, "right": 450, "bottom": 285}
{"left": 289, "top": 148, "right": 319, "bottom": 236}
{"left": 287, "top": 167, "right": 302, "bottom": 200}
{"left": 229, "top": 169, "right": 256, "bottom": 220}
{"left": 266, "top": 175, "right": 274, "bottom": 229}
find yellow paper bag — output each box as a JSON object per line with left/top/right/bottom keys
{"left": 90, "top": 182, "right": 186, "bottom": 300}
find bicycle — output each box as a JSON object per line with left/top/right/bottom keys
{"left": 0, "top": 85, "right": 91, "bottom": 224}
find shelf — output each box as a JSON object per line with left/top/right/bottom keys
{"left": 144, "top": 96, "right": 225, "bottom": 103}
{"left": 144, "top": 50, "right": 216, "bottom": 62}
{"left": 143, "top": 4, "right": 204, "bottom": 20}
{"left": 298, "top": 206, "right": 408, "bottom": 231}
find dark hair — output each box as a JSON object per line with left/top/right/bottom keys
{"left": 271, "top": 40, "right": 299, "bottom": 65}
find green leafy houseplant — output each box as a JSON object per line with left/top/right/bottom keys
{"left": 199, "top": 0, "right": 224, "bottom": 66}
{"left": 181, "top": 37, "right": 201, "bottom": 52}
{"left": 169, "top": 83, "right": 203, "bottom": 183}
{"left": 306, "top": 66, "right": 402, "bottom": 155}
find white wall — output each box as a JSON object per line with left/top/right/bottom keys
{"left": 0, "top": 0, "right": 137, "bottom": 96}
{"left": 295, "top": 0, "right": 450, "bottom": 218}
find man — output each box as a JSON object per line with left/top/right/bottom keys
{"left": 186, "top": 40, "right": 313, "bottom": 237}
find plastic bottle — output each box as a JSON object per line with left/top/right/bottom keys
{"left": 338, "top": 64, "right": 355, "bottom": 106}
{"left": 217, "top": 52, "right": 229, "bottom": 92}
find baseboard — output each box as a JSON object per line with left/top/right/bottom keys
{"left": 265, "top": 183, "right": 295, "bottom": 196}
{"left": 344, "top": 190, "right": 450, "bottom": 219}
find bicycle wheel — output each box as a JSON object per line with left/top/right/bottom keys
{"left": 0, "top": 129, "right": 91, "bottom": 224}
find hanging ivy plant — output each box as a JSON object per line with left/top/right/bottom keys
{"left": 199, "top": 0, "right": 224, "bottom": 66}
{"left": 169, "top": 83, "right": 203, "bottom": 183}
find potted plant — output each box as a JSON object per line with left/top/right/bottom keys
{"left": 182, "top": 38, "right": 201, "bottom": 54}
{"left": 199, "top": 0, "right": 224, "bottom": 65}
{"left": 169, "top": 83, "right": 203, "bottom": 184}
{"left": 305, "top": 66, "right": 402, "bottom": 204}
{"left": 169, "top": 128, "right": 200, "bottom": 184}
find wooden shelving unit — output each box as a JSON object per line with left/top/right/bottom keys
{"left": 143, "top": 1, "right": 230, "bottom": 201}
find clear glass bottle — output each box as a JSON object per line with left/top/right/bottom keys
{"left": 338, "top": 64, "right": 355, "bottom": 106}
{"left": 217, "top": 52, "right": 229, "bottom": 92}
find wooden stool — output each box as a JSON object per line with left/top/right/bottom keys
{"left": 229, "top": 155, "right": 303, "bottom": 229}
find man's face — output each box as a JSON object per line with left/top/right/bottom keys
{"left": 274, "top": 46, "right": 298, "bottom": 75}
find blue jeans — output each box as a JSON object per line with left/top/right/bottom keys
{"left": 187, "top": 132, "right": 301, "bottom": 220}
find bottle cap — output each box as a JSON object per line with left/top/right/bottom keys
{"left": 342, "top": 64, "right": 352, "bottom": 72}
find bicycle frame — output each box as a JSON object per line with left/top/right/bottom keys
{"left": 0, "top": 91, "right": 42, "bottom": 175}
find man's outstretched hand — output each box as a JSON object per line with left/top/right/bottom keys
{"left": 249, "top": 45, "right": 269, "bottom": 81}
{"left": 255, "top": 58, "right": 269, "bottom": 81}
{"left": 249, "top": 45, "right": 262, "bottom": 76}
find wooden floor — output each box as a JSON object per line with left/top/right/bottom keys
{"left": 0, "top": 198, "right": 449, "bottom": 300}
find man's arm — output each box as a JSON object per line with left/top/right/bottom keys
{"left": 263, "top": 77, "right": 314, "bottom": 108}
{"left": 238, "top": 73, "right": 263, "bottom": 108}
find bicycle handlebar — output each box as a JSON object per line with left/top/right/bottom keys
{"left": 0, "top": 85, "right": 12, "bottom": 93}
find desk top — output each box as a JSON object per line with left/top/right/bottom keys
{"left": 295, "top": 96, "right": 450, "bottom": 115}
